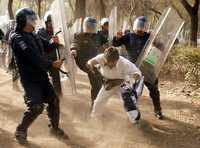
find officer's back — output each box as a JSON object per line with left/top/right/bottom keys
{"left": 11, "top": 32, "right": 50, "bottom": 82}
{"left": 11, "top": 8, "right": 52, "bottom": 83}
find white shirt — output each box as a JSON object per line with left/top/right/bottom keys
{"left": 92, "top": 54, "right": 141, "bottom": 80}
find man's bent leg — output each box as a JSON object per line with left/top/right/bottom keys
{"left": 91, "top": 87, "right": 114, "bottom": 117}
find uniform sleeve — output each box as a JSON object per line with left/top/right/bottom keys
{"left": 112, "top": 34, "right": 128, "bottom": 47}
{"left": 37, "top": 30, "right": 58, "bottom": 53}
{"left": 70, "top": 33, "right": 79, "bottom": 50}
{"left": 122, "top": 57, "right": 142, "bottom": 77}
{"left": 99, "top": 33, "right": 108, "bottom": 45}
{"left": 0, "top": 29, "right": 4, "bottom": 40}
{"left": 12, "top": 35, "right": 53, "bottom": 72}
{"left": 41, "top": 37, "right": 58, "bottom": 53}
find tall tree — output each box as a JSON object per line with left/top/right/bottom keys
{"left": 75, "top": 0, "right": 86, "bottom": 19}
{"left": 35, "top": 0, "right": 42, "bottom": 18}
{"left": 180, "top": 0, "right": 199, "bottom": 47}
{"left": 99, "top": 0, "right": 106, "bottom": 18}
{"left": 8, "top": 0, "right": 14, "bottom": 19}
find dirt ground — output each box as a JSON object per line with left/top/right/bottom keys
{"left": 0, "top": 69, "right": 199, "bottom": 148}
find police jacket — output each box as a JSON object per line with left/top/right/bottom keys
{"left": 113, "top": 32, "right": 150, "bottom": 63}
{"left": 11, "top": 31, "right": 53, "bottom": 82}
{"left": 0, "top": 29, "right": 4, "bottom": 40}
{"left": 37, "top": 28, "right": 59, "bottom": 54}
{"left": 71, "top": 32, "right": 107, "bottom": 72}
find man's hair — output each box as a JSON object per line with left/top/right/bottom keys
{"left": 104, "top": 47, "right": 119, "bottom": 62}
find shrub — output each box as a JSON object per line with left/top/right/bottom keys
{"left": 161, "top": 47, "right": 200, "bottom": 87}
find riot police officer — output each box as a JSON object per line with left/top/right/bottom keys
{"left": 0, "top": 28, "right": 4, "bottom": 41}
{"left": 98, "top": 18, "right": 109, "bottom": 40}
{"left": 11, "top": 8, "right": 68, "bottom": 144}
{"left": 37, "top": 11, "right": 62, "bottom": 96}
{"left": 113, "top": 16, "right": 163, "bottom": 119}
{"left": 70, "top": 17, "right": 107, "bottom": 108}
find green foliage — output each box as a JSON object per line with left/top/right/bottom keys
{"left": 163, "top": 47, "right": 200, "bottom": 87}
{"left": 184, "top": 48, "right": 200, "bottom": 87}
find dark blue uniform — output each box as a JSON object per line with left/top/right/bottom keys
{"left": 11, "top": 31, "right": 60, "bottom": 131}
{"left": 113, "top": 32, "right": 150, "bottom": 63}
{"left": 113, "top": 32, "right": 162, "bottom": 114}
{"left": 37, "top": 27, "right": 62, "bottom": 96}
{"left": 0, "top": 28, "right": 4, "bottom": 41}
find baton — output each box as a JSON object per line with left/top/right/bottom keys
{"left": 53, "top": 31, "right": 70, "bottom": 78}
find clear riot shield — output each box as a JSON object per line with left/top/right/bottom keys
{"left": 136, "top": 7, "right": 184, "bottom": 84}
{"left": 122, "top": 20, "right": 129, "bottom": 33}
{"left": 69, "top": 18, "right": 82, "bottom": 42}
{"left": 0, "top": 0, "right": 8, "bottom": 16}
{"left": 69, "top": 18, "right": 82, "bottom": 75}
{"left": 109, "top": 6, "right": 117, "bottom": 46}
{"left": 0, "top": 15, "right": 9, "bottom": 33}
{"left": 51, "top": 0, "right": 77, "bottom": 94}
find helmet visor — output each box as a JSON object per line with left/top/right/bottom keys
{"left": 133, "top": 19, "right": 146, "bottom": 31}
{"left": 26, "top": 14, "right": 38, "bottom": 28}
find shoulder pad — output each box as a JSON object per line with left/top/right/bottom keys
{"left": 11, "top": 33, "right": 28, "bottom": 51}
{"left": 10, "top": 32, "right": 20, "bottom": 41}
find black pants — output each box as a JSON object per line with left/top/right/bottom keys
{"left": 46, "top": 50, "right": 62, "bottom": 96}
{"left": 49, "top": 68, "right": 62, "bottom": 96}
{"left": 144, "top": 79, "right": 161, "bottom": 113}
{"left": 17, "top": 80, "right": 60, "bottom": 131}
{"left": 87, "top": 71, "right": 103, "bottom": 102}
{"left": 76, "top": 61, "right": 103, "bottom": 103}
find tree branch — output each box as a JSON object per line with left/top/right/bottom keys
{"left": 193, "top": 0, "right": 199, "bottom": 13}
{"left": 129, "top": 0, "right": 137, "bottom": 28}
{"left": 68, "top": 0, "right": 75, "bottom": 16}
{"left": 180, "top": 0, "right": 193, "bottom": 15}
{"left": 149, "top": 7, "right": 162, "bottom": 15}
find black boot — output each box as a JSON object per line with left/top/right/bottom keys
{"left": 15, "top": 104, "right": 44, "bottom": 144}
{"left": 15, "top": 126, "right": 28, "bottom": 145}
{"left": 47, "top": 97, "right": 69, "bottom": 140}
{"left": 50, "top": 127, "right": 69, "bottom": 140}
{"left": 154, "top": 110, "right": 163, "bottom": 120}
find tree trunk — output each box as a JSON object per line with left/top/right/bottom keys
{"left": 75, "top": 0, "right": 86, "bottom": 19}
{"left": 8, "top": 0, "right": 14, "bottom": 19}
{"left": 37, "top": 0, "right": 42, "bottom": 18}
{"left": 190, "top": 13, "right": 198, "bottom": 47}
{"left": 99, "top": 0, "right": 106, "bottom": 18}
{"left": 180, "top": 0, "right": 199, "bottom": 47}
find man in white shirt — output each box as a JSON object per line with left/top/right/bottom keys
{"left": 87, "top": 47, "right": 143, "bottom": 123}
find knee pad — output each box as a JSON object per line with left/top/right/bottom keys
{"left": 133, "top": 76, "right": 144, "bottom": 97}
{"left": 121, "top": 85, "right": 137, "bottom": 112}
{"left": 29, "top": 104, "right": 44, "bottom": 114}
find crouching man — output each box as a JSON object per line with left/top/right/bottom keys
{"left": 88, "top": 47, "right": 143, "bottom": 123}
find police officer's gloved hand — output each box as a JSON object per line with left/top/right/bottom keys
{"left": 52, "top": 59, "right": 63, "bottom": 69}
{"left": 86, "top": 63, "right": 95, "bottom": 73}
{"left": 70, "top": 49, "right": 77, "bottom": 58}
{"left": 116, "top": 31, "right": 123, "bottom": 39}
{"left": 133, "top": 73, "right": 141, "bottom": 81}
{"left": 51, "top": 36, "right": 64, "bottom": 48}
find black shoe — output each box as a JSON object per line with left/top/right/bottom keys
{"left": 15, "top": 127, "right": 28, "bottom": 145}
{"left": 50, "top": 128, "right": 69, "bottom": 140}
{"left": 90, "top": 101, "right": 94, "bottom": 113}
{"left": 155, "top": 111, "right": 163, "bottom": 120}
